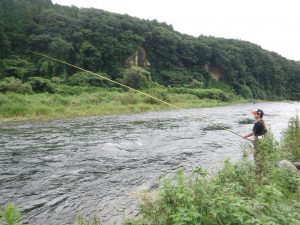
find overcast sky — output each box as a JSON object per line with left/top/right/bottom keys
{"left": 52, "top": 0, "right": 300, "bottom": 61}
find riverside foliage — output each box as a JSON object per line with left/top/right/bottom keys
{"left": 0, "top": 86, "right": 241, "bottom": 121}
{"left": 0, "top": 66, "right": 243, "bottom": 121}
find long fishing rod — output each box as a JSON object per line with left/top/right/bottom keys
{"left": 25, "top": 50, "right": 251, "bottom": 141}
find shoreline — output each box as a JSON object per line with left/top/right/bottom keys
{"left": 0, "top": 91, "right": 250, "bottom": 123}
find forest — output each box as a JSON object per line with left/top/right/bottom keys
{"left": 0, "top": 0, "right": 300, "bottom": 100}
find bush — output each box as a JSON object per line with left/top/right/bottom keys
{"left": 159, "top": 68, "right": 193, "bottom": 87}
{"left": 1, "top": 57, "right": 37, "bottom": 80}
{"left": 184, "top": 79, "right": 204, "bottom": 89}
{"left": 50, "top": 76, "right": 64, "bottom": 84}
{"left": 172, "top": 87, "right": 233, "bottom": 101}
{"left": 270, "top": 166, "right": 300, "bottom": 195}
{"left": 128, "top": 162, "right": 299, "bottom": 225}
{"left": 239, "top": 85, "right": 253, "bottom": 99}
{"left": 216, "top": 159, "right": 257, "bottom": 197}
{"left": 68, "top": 72, "right": 112, "bottom": 87}
{"left": 283, "top": 116, "right": 300, "bottom": 161}
{"left": 29, "top": 77, "right": 56, "bottom": 93}
{"left": 122, "top": 67, "right": 153, "bottom": 89}
{"left": 0, "top": 77, "right": 33, "bottom": 94}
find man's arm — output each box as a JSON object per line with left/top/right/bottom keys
{"left": 243, "top": 131, "right": 254, "bottom": 139}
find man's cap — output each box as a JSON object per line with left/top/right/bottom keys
{"left": 252, "top": 109, "right": 264, "bottom": 116}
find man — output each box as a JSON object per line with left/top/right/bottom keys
{"left": 243, "top": 109, "right": 267, "bottom": 158}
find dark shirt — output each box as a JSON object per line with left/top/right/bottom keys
{"left": 253, "top": 120, "right": 266, "bottom": 136}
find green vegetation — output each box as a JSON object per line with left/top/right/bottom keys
{"left": 0, "top": 203, "right": 24, "bottom": 225}
{"left": 77, "top": 215, "right": 101, "bottom": 225}
{"left": 1, "top": 118, "right": 299, "bottom": 224}
{"left": 0, "top": 86, "right": 244, "bottom": 122}
{"left": 283, "top": 116, "right": 300, "bottom": 161}
{"left": 0, "top": 0, "right": 299, "bottom": 105}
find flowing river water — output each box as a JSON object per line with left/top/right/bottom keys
{"left": 0, "top": 102, "right": 299, "bottom": 225}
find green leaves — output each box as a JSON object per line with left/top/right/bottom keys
{"left": 1, "top": 0, "right": 300, "bottom": 99}
{"left": 0, "top": 77, "right": 33, "bottom": 94}
{"left": 283, "top": 116, "right": 300, "bottom": 161}
{"left": 122, "top": 67, "right": 153, "bottom": 89}
{"left": 0, "top": 203, "right": 24, "bottom": 225}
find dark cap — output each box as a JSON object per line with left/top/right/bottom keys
{"left": 252, "top": 109, "right": 264, "bottom": 116}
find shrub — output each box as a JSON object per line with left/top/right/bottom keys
{"left": 216, "top": 159, "right": 257, "bottom": 197}
{"left": 68, "top": 72, "right": 112, "bottom": 87}
{"left": 270, "top": 166, "right": 300, "bottom": 195}
{"left": 239, "top": 85, "right": 253, "bottom": 98}
{"left": 1, "top": 57, "right": 37, "bottom": 80}
{"left": 172, "top": 87, "right": 233, "bottom": 101}
{"left": 184, "top": 79, "right": 204, "bottom": 89}
{"left": 159, "top": 68, "right": 193, "bottom": 86}
{"left": 29, "top": 77, "right": 56, "bottom": 93}
{"left": 53, "top": 85, "right": 85, "bottom": 95}
{"left": 0, "top": 77, "right": 33, "bottom": 94}
{"left": 50, "top": 76, "right": 64, "bottom": 84}
{"left": 122, "top": 67, "right": 153, "bottom": 89}
{"left": 283, "top": 116, "right": 300, "bottom": 161}
{"left": 255, "top": 133, "right": 282, "bottom": 176}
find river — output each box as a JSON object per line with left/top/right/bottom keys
{"left": 0, "top": 101, "right": 299, "bottom": 224}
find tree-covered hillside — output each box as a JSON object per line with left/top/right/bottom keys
{"left": 1, "top": 0, "right": 299, "bottom": 99}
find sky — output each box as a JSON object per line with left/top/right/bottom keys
{"left": 52, "top": 0, "right": 300, "bottom": 61}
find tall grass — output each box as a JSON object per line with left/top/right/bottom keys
{"left": 0, "top": 203, "right": 24, "bottom": 225}
{"left": 77, "top": 215, "right": 102, "bottom": 225}
{"left": 283, "top": 115, "right": 300, "bottom": 161}
{"left": 0, "top": 88, "right": 246, "bottom": 121}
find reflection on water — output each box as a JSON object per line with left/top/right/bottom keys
{"left": 0, "top": 102, "right": 299, "bottom": 225}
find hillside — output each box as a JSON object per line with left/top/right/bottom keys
{"left": 0, "top": 0, "right": 300, "bottom": 100}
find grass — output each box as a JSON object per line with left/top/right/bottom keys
{"left": 283, "top": 116, "right": 300, "bottom": 161}
{"left": 0, "top": 88, "right": 247, "bottom": 122}
{"left": 0, "top": 203, "right": 23, "bottom": 225}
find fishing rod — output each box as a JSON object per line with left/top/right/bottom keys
{"left": 25, "top": 49, "right": 251, "bottom": 142}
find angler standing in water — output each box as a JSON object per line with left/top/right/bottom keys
{"left": 243, "top": 109, "right": 267, "bottom": 159}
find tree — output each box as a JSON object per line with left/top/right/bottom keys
{"left": 49, "top": 37, "right": 72, "bottom": 59}
{"left": 239, "top": 85, "right": 253, "bottom": 98}
{"left": 122, "top": 67, "right": 152, "bottom": 89}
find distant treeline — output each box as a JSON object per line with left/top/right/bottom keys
{"left": 0, "top": 0, "right": 299, "bottom": 99}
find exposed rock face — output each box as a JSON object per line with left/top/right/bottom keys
{"left": 205, "top": 64, "right": 222, "bottom": 80}
{"left": 125, "top": 47, "right": 150, "bottom": 68}
{"left": 278, "top": 160, "right": 298, "bottom": 172}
